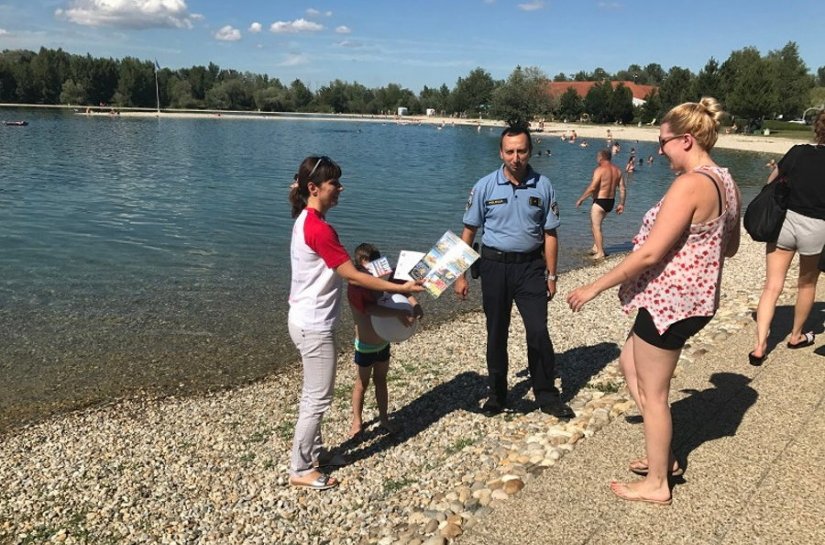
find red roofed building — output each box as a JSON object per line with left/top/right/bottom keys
{"left": 546, "top": 81, "right": 658, "bottom": 106}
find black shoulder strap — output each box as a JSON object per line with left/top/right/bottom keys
{"left": 695, "top": 170, "right": 723, "bottom": 216}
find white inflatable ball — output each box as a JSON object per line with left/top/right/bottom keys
{"left": 370, "top": 293, "right": 418, "bottom": 343}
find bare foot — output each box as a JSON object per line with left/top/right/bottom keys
{"left": 348, "top": 423, "right": 363, "bottom": 439}
{"left": 591, "top": 252, "right": 606, "bottom": 260}
{"left": 628, "top": 456, "right": 683, "bottom": 476}
{"left": 609, "top": 480, "right": 671, "bottom": 505}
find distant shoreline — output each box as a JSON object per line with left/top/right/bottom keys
{"left": 2, "top": 103, "right": 808, "bottom": 154}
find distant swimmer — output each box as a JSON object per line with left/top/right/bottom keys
{"left": 575, "top": 149, "right": 626, "bottom": 259}
{"left": 625, "top": 156, "right": 636, "bottom": 173}
{"left": 612, "top": 143, "right": 620, "bottom": 155}
{"left": 579, "top": 140, "right": 589, "bottom": 148}
{"left": 647, "top": 155, "right": 654, "bottom": 165}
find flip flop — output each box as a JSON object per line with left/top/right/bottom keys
{"left": 289, "top": 473, "right": 338, "bottom": 491}
{"left": 787, "top": 332, "right": 815, "bottom": 349}
{"left": 748, "top": 351, "right": 767, "bottom": 366}
{"left": 609, "top": 481, "right": 672, "bottom": 506}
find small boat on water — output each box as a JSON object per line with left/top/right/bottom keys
{"left": 3, "top": 120, "right": 29, "bottom": 126}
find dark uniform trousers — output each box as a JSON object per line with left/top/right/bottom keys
{"left": 479, "top": 255, "right": 560, "bottom": 406}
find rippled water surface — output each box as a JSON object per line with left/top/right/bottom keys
{"left": 0, "top": 108, "right": 780, "bottom": 430}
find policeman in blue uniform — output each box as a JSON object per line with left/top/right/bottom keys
{"left": 454, "top": 125, "right": 574, "bottom": 419}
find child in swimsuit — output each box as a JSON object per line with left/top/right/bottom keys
{"left": 347, "top": 243, "right": 422, "bottom": 437}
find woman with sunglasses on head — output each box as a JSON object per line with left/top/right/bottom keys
{"left": 286, "top": 156, "right": 424, "bottom": 490}
{"left": 749, "top": 110, "right": 825, "bottom": 365}
{"left": 567, "top": 98, "right": 741, "bottom": 505}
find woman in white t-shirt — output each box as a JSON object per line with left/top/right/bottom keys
{"left": 286, "top": 155, "right": 423, "bottom": 490}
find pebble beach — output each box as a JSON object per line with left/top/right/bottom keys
{"left": 0, "top": 234, "right": 804, "bottom": 545}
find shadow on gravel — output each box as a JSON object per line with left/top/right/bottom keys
{"left": 557, "top": 341, "right": 622, "bottom": 402}
{"left": 336, "top": 371, "right": 487, "bottom": 465}
{"left": 670, "top": 372, "right": 758, "bottom": 480}
{"left": 750, "top": 301, "right": 825, "bottom": 356}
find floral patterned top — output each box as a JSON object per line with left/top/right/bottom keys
{"left": 619, "top": 166, "right": 739, "bottom": 334}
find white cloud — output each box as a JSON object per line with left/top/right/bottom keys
{"left": 517, "top": 0, "right": 545, "bottom": 10}
{"left": 215, "top": 25, "right": 241, "bottom": 41}
{"left": 270, "top": 18, "right": 323, "bottom": 33}
{"left": 279, "top": 53, "right": 309, "bottom": 66}
{"left": 0, "top": 28, "right": 7, "bottom": 36}
{"left": 335, "top": 25, "right": 351, "bottom": 34}
{"left": 54, "top": 0, "right": 197, "bottom": 29}
{"left": 336, "top": 39, "right": 362, "bottom": 48}
{"left": 248, "top": 21, "right": 262, "bottom": 33}
{"left": 306, "top": 8, "right": 332, "bottom": 17}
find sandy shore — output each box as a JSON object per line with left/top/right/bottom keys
{"left": 0, "top": 234, "right": 802, "bottom": 545}
{"left": 66, "top": 109, "right": 808, "bottom": 155}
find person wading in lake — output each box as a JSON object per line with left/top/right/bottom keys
{"left": 575, "top": 149, "right": 627, "bottom": 259}
{"left": 454, "top": 125, "right": 574, "bottom": 420}
{"left": 286, "top": 155, "right": 423, "bottom": 490}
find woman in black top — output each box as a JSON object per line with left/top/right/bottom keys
{"left": 750, "top": 110, "right": 825, "bottom": 365}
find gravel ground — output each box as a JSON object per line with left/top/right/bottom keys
{"left": 0, "top": 234, "right": 799, "bottom": 545}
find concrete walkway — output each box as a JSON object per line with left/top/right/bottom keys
{"left": 462, "top": 283, "right": 825, "bottom": 545}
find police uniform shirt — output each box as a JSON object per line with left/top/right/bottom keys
{"left": 463, "top": 165, "right": 560, "bottom": 253}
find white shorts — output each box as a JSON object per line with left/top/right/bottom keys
{"left": 776, "top": 209, "right": 825, "bottom": 255}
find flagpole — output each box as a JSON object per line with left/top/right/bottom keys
{"left": 154, "top": 59, "right": 161, "bottom": 116}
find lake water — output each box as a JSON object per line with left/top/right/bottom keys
{"left": 0, "top": 108, "right": 780, "bottom": 430}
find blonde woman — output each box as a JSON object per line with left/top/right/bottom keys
{"left": 749, "top": 110, "right": 825, "bottom": 365}
{"left": 567, "top": 98, "right": 741, "bottom": 505}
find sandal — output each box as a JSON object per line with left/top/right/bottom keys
{"left": 289, "top": 472, "right": 339, "bottom": 491}
{"left": 787, "top": 332, "right": 815, "bottom": 349}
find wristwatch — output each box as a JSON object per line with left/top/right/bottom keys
{"left": 545, "top": 272, "right": 557, "bottom": 281}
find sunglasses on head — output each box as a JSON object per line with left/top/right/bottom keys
{"left": 308, "top": 155, "right": 337, "bottom": 179}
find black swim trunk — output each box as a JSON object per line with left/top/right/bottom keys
{"left": 593, "top": 198, "right": 615, "bottom": 213}
{"left": 354, "top": 344, "right": 390, "bottom": 367}
{"left": 632, "top": 308, "right": 713, "bottom": 350}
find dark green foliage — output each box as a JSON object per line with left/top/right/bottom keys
{"left": 0, "top": 42, "right": 818, "bottom": 124}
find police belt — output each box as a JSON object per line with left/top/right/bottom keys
{"left": 481, "top": 245, "right": 543, "bottom": 264}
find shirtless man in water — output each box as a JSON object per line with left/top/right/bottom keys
{"left": 575, "top": 149, "right": 626, "bottom": 259}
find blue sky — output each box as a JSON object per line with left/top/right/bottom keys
{"left": 1, "top": 1, "right": 823, "bottom": 92}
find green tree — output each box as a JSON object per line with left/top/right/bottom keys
{"left": 572, "top": 70, "right": 590, "bottom": 82}
{"left": 721, "top": 47, "right": 776, "bottom": 122}
{"left": 608, "top": 83, "right": 634, "bottom": 124}
{"left": 115, "top": 57, "right": 154, "bottom": 106}
{"left": 169, "top": 78, "right": 199, "bottom": 109}
{"left": 489, "top": 66, "right": 553, "bottom": 126}
{"left": 556, "top": 87, "right": 583, "bottom": 121}
{"left": 584, "top": 81, "right": 611, "bottom": 123}
{"left": 452, "top": 67, "right": 495, "bottom": 116}
{"left": 767, "top": 41, "right": 814, "bottom": 118}
{"left": 59, "top": 79, "right": 85, "bottom": 105}
{"left": 643, "top": 63, "right": 666, "bottom": 85}
{"left": 694, "top": 58, "right": 722, "bottom": 100}
{"left": 640, "top": 90, "right": 661, "bottom": 124}
{"left": 289, "top": 79, "right": 313, "bottom": 111}
{"left": 817, "top": 66, "right": 825, "bottom": 87}
{"left": 658, "top": 66, "right": 695, "bottom": 115}
{"left": 552, "top": 72, "right": 568, "bottom": 82}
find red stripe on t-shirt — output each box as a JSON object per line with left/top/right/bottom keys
{"left": 303, "top": 208, "right": 350, "bottom": 269}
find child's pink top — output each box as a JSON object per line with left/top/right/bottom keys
{"left": 618, "top": 166, "right": 739, "bottom": 334}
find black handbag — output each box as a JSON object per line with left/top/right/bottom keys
{"left": 743, "top": 178, "right": 790, "bottom": 243}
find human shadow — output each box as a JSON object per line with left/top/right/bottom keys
{"left": 506, "top": 341, "right": 620, "bottom": 413}
{"left": 750, "top": 301, "right": 825, "bottom": 356}
{"left": 669, "top": 372, "right": 758, "bottom": 477}
{"left": 336, "top": 371, "right": 487, "bottom": 466}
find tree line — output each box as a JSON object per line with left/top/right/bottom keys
{"left": 0, "top": 42, "right": 820, "bottom": 127}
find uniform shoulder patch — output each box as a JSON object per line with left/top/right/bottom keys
{"left": 465, "top": 189, "right": 475, "bottom": 211}
{"left": 551, "top": 201, "right": 560, "bottom": 217}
